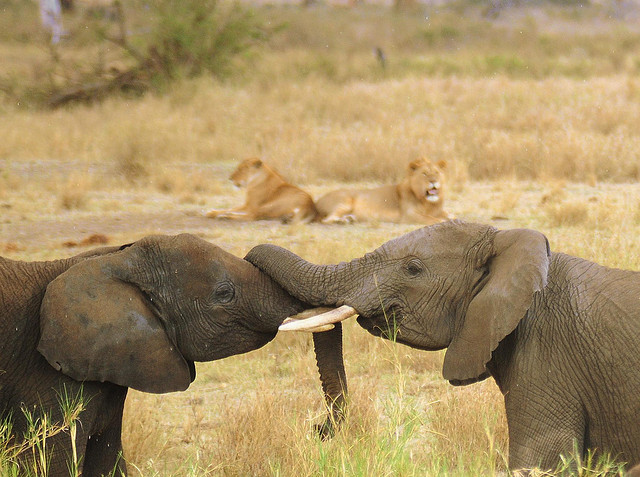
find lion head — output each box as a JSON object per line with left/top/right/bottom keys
{"left": 229, "top": 157, "right": 266, "bottom": 187}
{"left": 405, "top": 158, "right": 447, "bottom": 205}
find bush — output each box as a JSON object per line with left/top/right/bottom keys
{"left": 3, "top": 0, "right": 269, "bottom": 108}
{"left": 146, "top": 0, "right": 268, "bottom": 81}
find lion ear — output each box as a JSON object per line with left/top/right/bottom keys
{"left": 253, "top": 158, "right": 263, "bottom": 167}
{"left": 436, "top": 160, "right": 447, "bottom": 170}
{"left": 408, "top": 159, "right": 422, "bottom": 171}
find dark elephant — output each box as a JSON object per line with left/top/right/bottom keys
{"left": 246, "top": 220, "right": 640, "bottom": 471}
{"left": 0, "top": 234, "right": 345, "bottom": 476}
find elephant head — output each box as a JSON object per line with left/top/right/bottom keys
{"left": 248, "top": 222, "right": 640, "bottom": 471}
{"left": 38, "top": 233, "right": 309, "bottom": 394}
{"left": 246, "top": 220, "right": 551, "bottom": 385}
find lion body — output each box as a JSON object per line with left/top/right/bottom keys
{"left": 207, "top": 158, "right": 318, "bottom": 224}
{"left": 317, "top": 158, "right": 450, "bottom": 224}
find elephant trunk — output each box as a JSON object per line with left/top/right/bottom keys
{"left": 246, "top": 244, "right": 361, "bottom": 439}
{"left": 312, "top": 323, "right": 347, "bottom": 438}
{"left": 245, "top": 244, "right": 355, "bottom": 308}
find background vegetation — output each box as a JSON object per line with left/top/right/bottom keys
{"left": 1, "top": 0, "right": 640, "bottom": 475}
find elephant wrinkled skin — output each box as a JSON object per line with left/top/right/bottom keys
{"left": 0, "top": 234, "right": 345, "bottom": 476}
{"left": 246, "top": 220, "right": 640, "bottom": 471}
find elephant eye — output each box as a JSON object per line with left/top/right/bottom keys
{"left": 405, "top": 258, "right": 425, "bottom": 277}
{"left": 214, "top": 282, "right": 235, "bottom": 304}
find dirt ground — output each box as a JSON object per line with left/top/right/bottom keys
{"left": 1, "top": 160, "right": 228, "bottom": 257}
{"left": 2, "top": 157, "right": 639, "bottom": 263}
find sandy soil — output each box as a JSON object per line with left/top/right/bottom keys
{"left": 2, "top": 158, "right": 639, "bottom": 262}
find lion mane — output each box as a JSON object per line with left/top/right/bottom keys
{"left": 316, "top": 158, "right": 451, "bottom": 224}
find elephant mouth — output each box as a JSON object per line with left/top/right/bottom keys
{"left": 278, "top": 304, "right": 447, "bottom": 352}
{"left": 356, "top": 315, "right": 383, "bottom": 336}
{"left": 277, "top": 305, "right": 402, "bottom": 341}
{"left": 357, "top": 311, "right": 400, "bottom": 341}
{"left": 188, "top": 360, "right": 197, "bottom": 382}
{"left": 204, "top": 328, "right": 277, "bottom": 362}
{"left": 244, "top": 324, "right": 278, "bottom": 347}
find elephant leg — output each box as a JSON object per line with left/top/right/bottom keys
{"left": 82, "top": 390, "right": 128, "bottom": 476}
{"left": 505, "top": 392, "right": 585, "bottom": 471}
{"left": 83, "top": 420, "right": 126, "bottom": 477}
{"left": 312, "top": 323, "right": 347, "bottom": 439}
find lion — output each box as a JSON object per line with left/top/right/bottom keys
{"left": 316, "top": 158, "right": 451, "bottom": 224}
{"left": 206, "top": 158, "right": 318, "bottom": 224}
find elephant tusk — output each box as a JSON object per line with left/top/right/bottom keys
{"left": 279, "top": 305, "right": 358, "bottom": 332}
{"left": 300, "top": 324, "right": 336, "bottom": 333}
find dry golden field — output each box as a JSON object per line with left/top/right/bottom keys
{"left": 2, "top": 1, "right": 640, "bottom": 475}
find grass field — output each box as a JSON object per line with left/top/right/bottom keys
{"left": 2, "top": 0, "right": 640, "bottom": 475}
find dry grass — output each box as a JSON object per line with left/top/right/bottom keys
{"left": 56, "top": 173, "right": 93, "bottom": 210}
{"left": 2, "top": 1, "right": 640, "bottom": 475}
{"left": 3, "top": 75, "right": 640, "bottom": 186}
{"left": 3, "top": 3, "right": 640, "bottom": 185}
{"left": 4, "top": 178, "right": 639, "bottom": 476}
{"left": 544, "top": 200, "right": 590, "bottom": 227}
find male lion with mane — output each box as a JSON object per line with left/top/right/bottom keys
{"left": 317, "top": 158, "right": 451, "bottom": 224}
{"left": 206, "top": 158, "right": 318, "bottom": 224}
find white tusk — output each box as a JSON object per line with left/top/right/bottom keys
{"left": 302, "top": 324, "right": 336, "bottom": 333}
{"left": 279, "top": 305, "right": 358, "bottom": 332}
{"left": 281, "top": 307, "right": 336, "bottom": 323}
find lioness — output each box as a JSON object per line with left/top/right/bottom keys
{"left": 206, "top": 158, "right": 318, "bottom": 224}
{"left": 317, "top": 158, "right": 451, "bottom": 224}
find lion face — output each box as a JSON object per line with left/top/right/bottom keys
{"left": 407, "top": 158, "right": 446, "bottom": 205}
{"left": 230, "top": 158, "right": 265, "bottom": 187}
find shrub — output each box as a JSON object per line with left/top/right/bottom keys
{"left": 4, "top": 0, "right": 270, "bottom": 108}
{"left": 146, "top": 0, "right": 268, "bottom": 82}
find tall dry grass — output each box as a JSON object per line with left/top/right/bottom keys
{"left": 2, "top": 1, "right": 640, "bottom": 184}
{"left": 118, "top": 324, "right": 510, "bottom": 476}
{"left": 3, "top": 178, "right": 639, "bottom": 475}
{"left": 2, "top": 75, "right": 640, "bottom": 186}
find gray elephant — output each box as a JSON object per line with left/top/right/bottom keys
{"left": 246, "top": 220, "right": 640, "bottom": 471}
{"left": 0, "top": 234, "right": 345, "bottom": 476}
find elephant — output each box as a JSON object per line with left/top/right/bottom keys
{"left": 0, "top": 234, "right": 346, "bottom": 476}
{"left": 245, "top": 220, "right": 640, "bottom": 471}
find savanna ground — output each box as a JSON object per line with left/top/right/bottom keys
{"left": 2, "top": 0, "right": 640, "bottom": 475}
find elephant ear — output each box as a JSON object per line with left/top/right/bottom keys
{"left": 442, "top": 228, "right": 551, "bottom": 385}
{"left": 38, "top": 245, "right": 193, "bottom": 394}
